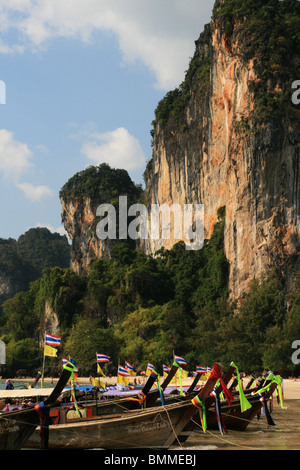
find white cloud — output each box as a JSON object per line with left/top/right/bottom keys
{"left": 0, "top": 129, "right": 33, "bottom": 180}
{"left": 16, "top": 182, "right": 53, "bottom": 201}
{"left": 0, "top": 0, "right": 215, "bottom": 89}
{"left": 0, "top": 128, "right": 53, "bottom": 201}
{"left": 81, "top": 127, "right": 146, "bottom": 171}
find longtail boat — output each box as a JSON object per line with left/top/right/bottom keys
{"left": 0, "top": 362, "right": 75, "bottom": 450}
{"left": 176, "top": 368, "right": 280, "bottom": 441}
{"left": 25, "top": 362, "right": 223, "bottom": 449}
{"left": 44, "top": 363, "right": 181, "bottom": 424}
{"left": 205, "top": 375, "right": 279, "bottom": 432}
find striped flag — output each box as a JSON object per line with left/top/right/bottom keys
{"left": 118, "top": 365, "right": 130, "bottom": 377}
{"left": 196, "top": 366, "right": 208, "bottom": 373}
{"left": 45, "top": 333, "right": 61, "bottom": 347}
{"left": 174, "top": 354, "right": 187, "bottom": 366}
{"left": 96, "top": 353, "right": 110, "bottom": 363}
{"left": 125, "top": 361, "right": 134, "bottom": 372}
{"left": 163, "top": 364, "right": 171, "bottom": 373}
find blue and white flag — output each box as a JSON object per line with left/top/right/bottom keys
{"left": 96, "top": 353, "right": 111, "bottom": 363}
{"left": 174, "top": 354, "right": 187, "bottom": 366}
{"left": 45, "top": 333, "right": 61, "bottom": 347}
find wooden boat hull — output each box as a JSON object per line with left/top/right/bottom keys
{"left": 0, "top": 363, "right": 74, "bottom": 450}
{"left": 206, "top": 397, "right": 262, "bottom": 431}
{"left": 26, "top": 401, "right": 196, "bottom": 450}
{"left": 26, "top": 362, "right": 225, "bottom": 449}
{"left": 0, "top": 407, "right": 41, "bottom": 451}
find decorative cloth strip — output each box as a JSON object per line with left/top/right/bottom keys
{"left": 64, "top": 362, "right": 80, "bottom": 416}
{"left": 191, "top": 395, "right": 207, "bottom": 432}
{"left": 258, "top": 395, "right": 276, "bottom": 426}
{"left": 125, "top": 391, "right": 146, "bottom": 405}
{"left": 34, "top": 401, "right": 50, "bottom": 449}
{"left": 230, "top": 362, "right": 252, "bottom": 413}
{"left": 209, "top": 363, "right": 235, "bottom": 406}
{"left": 210, "top": 388, "right": 227, "bottom": 435}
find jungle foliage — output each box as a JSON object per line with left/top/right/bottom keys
{"left": 1, "top": 208, "right": 299, "bottom": 378}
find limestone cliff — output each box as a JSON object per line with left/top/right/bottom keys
{"left": 59, "top": 1, "right": 300, "bottom": 298}
{"left": 143, "top": 0, "right": 300, "bottom": 298}
{"left": 60, "top": 163, "right": 142, "bottom": 274}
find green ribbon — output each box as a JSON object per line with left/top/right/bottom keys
{"left": 64, "top": 362, "right": 81, "bottom": 417}
{"left": 172, "top": 360, "right": 184, "bottom": 396}
{"left": 276, "top": 376, "right": 284, "bottom": 409}
{"left": 230, "top": 362, "right": 252, "bottom": 413}
{"left": 156, "top": 373, "right": 165, "bottom": 405}
{"left": 191, "top": 395, "right": 207, "bottom": 432}
{"left": 255, "top": 374, "right": 283, "bottom": 407}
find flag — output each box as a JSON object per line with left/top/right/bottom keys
{"left": 44, "top": 344, "right": 58, "bottom": 357}
{"left": 125, "top": 361, "right": 134, "bottom": 371}
{"left": 125, "top": 361, "right": 136, "bottom": 376}
{"left": 118, "top": 365, "right": 130, "bottom": 377}
{"left": 197, "top": 366, "right": 208, "bottom": 373}
{"left": 146, "top": 362, "right": 155, "bottom": 376}
{"left": 97, "top": 363, "right": 106, "bottom": 377}
{"left": 62, "top": 357, "right": 68, "bottom": 367}
{"left": 96, "top": 353, "right": 110, "bottom": 363}
{"left": 174, "top": 354, "right": 187, "bottom": 367}
{"left": 163, "top": 364, "right": 171, "bottom": 373}
{"left": 118, "top": 365, "right": 130, "bottom": 387}
{"left": 45, "top": 333, "right": 61, "bottom": 347}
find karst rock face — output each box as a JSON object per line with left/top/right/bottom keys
{"left": 60, "top": 1, "right": 300, "bottom": 299}
{"left": 143, "top": 1, "right": 300, "bottom": 298}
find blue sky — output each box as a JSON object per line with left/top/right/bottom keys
{"left": 0, "top": 0, "right": 215, "bottom": 240}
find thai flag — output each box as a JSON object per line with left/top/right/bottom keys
{"left": 146, "top": 363, "right": 155, "bottom": 372}
{"left": 196, "top": 366, "right": 208, "bottom": 373}
{"left": 45, "top": 333, "right": 61, "bottom": 347}
{"left": 62, "top": 357, "right": 68, "bottom": 367}
{"left": 125, "top": 361, "right": 134, "bottom": 371}
{"left": 96, "top": 353, "right": 110, "bottom": 363}
{"left": 174, "top": 354, "right": 187, "bottom": 366}
{"left": 118, "top": 365, "right": 130, "bottom": 377}
{"left": 163, "top": 364, "right": 171, "bottom": 373}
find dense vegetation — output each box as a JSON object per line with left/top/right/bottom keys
{"left": 1, "top": 208, "right": 299, "bottom": 378}
{"left": 214, "top": 0, "right": 300, "bottom": 126}
{"left": 59, "top": 163, "right": 143, "bottom": 207}
{"left": 0, "top": 228, "right": 70, "bottom": 310}
{"left": 150, "top": 0, "right": 300, "bottom": 136}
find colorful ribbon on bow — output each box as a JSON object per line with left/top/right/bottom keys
{"left": 34, "top": 401, "right": 50, "bottom": 448}
{"left": 125, "top": 390, "right": 147, "bottom": 406}
{"left": 230, "top": 362, "right": 252, "bottom": 413}
{"left": 259, "top": 395, "right": 276, "bottom": 426}
{"left": 210, "top": 388, "right": 227, "bottom": 435}
{"left": 209, "top": 363, "right": 235, "bottom": 406}
{"left": 64, "top": 362, "right": 80, "bottom": 417}
{"left": 191, "top": 395, "right": 207, "bottom": 432}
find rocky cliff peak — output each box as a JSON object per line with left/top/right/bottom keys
{"left": 144, "top": 0, "right": 300, "bottom": 297}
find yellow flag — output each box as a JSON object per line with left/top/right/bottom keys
{"left": 118, "top": 374, "right": 129, "bottom": 386}
{"left": 97, "top": 363, "right": 106, "bottom": 377}
{"left": 44, "top": 344, "right": 58, "bottom": 357}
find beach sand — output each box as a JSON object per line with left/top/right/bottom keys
{"left": 9, "top": 375, "right": 300, "bottom": 399}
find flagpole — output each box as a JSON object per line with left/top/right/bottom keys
{"left": 173, "top": 350, "right": 177, "bottom": 387}
{"left": 41, "top": 331, "right": 46, "bottom": 388}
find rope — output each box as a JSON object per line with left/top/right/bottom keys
{"left": 161, "top": 404, "right": 183, "bottom": 449}
{"left": 189, "top": 417, "right": 261, "bottom": 450}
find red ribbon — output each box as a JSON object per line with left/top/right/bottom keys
{"left": 209, "top": 364, "right": 235, "bottom": 406}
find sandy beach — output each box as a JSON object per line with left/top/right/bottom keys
{"left": 3, "top": 375, "right": 299, "bottom": 400}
